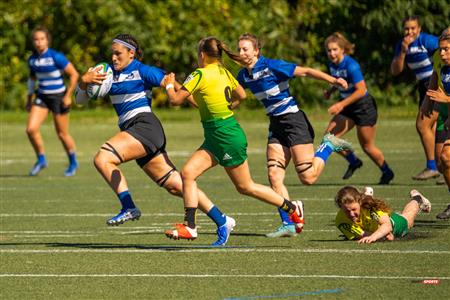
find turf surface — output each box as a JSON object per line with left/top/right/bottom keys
{"left": 1, "top": 109, "right": 449, "bottom": 299}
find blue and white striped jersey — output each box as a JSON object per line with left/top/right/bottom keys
{"left": 28, "top": 48, "right": 69, "bottom": 95}
{"left": 109, "top": 59, "right": 165, "bottom": 127}
{"left": 328, "top": 55, "right": 368, "bottom": 99}
{"left": 394, "top": 32, "right": 439, "bottom": 81}
{"left": 441, "top": 65, "right": 450, "bottom": 95}
{"left": 237, "top": 56, "right": 299, "bottom": 116}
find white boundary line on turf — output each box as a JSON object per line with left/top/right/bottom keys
{"left": 1, "top": 248, "right": 449, "bottom": 254}
{"left": 0, "top": 273, "right": 448, "bottom": 280}
{"left": 0, "top": 212, "right": 336, "bottom": 217}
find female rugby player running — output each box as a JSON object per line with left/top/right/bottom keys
{"left": 236, "top": 33, "right": 352, "bottom": 238}
{"left": 164, "top": 36, "right": 304, "bottom": 243}
{"left": 424, "top": 27, "right": 450, "bottom": 219}
{"left": 26, "top": 26, "right": 79, "bottom": 176}
{"left": 76, "top": 34, "right": 235, "bottom": 246}
{"left": 323, "top": 32, "right": 394, "bottom": 184}
{"left": 335, "top": 186, "right": 430, "bottom": 243}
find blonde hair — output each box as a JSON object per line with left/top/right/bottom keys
{"left": 324, "top": 32, "right": 355, "bottom": 55}
{"left": 335, "top": 186, "right": 392, "bottom": 214}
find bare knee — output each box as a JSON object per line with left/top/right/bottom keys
{"left": 162, "top": 172, "right": 183, "bottom": 197}
{"left": 268, "top": 169, "right": 285, "bottom": 190}
{"left": 441, "top": 148, "right": 450, "bottom": 169}
{"left": 235, "top": 182, "right": 255, "bottom": 196}
{"left": 26, "top": 126, "right": 38, "bottom": 137}
{"left": 299, "top": 176, "right": 316, "bottom": 185}
{"left": 93, "top": 151, "right": 116, "bottom": 171}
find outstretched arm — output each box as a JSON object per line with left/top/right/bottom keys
{"left": 357, "top": 214, "right": 393, "bottom": 244}
{"left": 294, "top": 66, "right": 348, "bottom": 90}
{"left": 164, "top": 73, "right": 191, "bottom": 106}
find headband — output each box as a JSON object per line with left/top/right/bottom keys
{"left": 112, "top": 39, "right": 136, "bottom": 51}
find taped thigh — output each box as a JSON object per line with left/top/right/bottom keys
{"left": 156, "top": 168, "right": 176, "bottom": 187}
{"left": 100, "top": 142, "right": 124, "bottom": 163}
{"left": 267, "top": 159, "right": 286, "bottom": 169}
{"left": 295, "top": 161, "right": 313, "bottom": 174}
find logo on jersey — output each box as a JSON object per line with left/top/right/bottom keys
{"left": 183, "top": 71, "right": 200, "bottom": 85}
{"left": 408, "top": 45, "right": 427, "bottom": 54}
{"left": 330, "top": 68, "right": 347, "bottom": 78}
{"left": 31, "top": 57, "right": 55, "bottom": 67}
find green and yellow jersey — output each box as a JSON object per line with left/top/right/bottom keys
{"left": 183, "top": 62, "right": 238, "bottom": 122}
{"left": 335, "top": 208, "right": 388, "bottom": 240}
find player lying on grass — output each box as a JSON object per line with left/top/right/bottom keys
{"left": 335, "top": 186, "right": 431, "bottom": 243}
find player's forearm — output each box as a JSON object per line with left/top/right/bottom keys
{"left": 391, "top": 55, "right": 405, "bottom": 76}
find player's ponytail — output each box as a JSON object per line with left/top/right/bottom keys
{"left": 113, "top": 34, "right": 143, "bottom": 61}
{"left": 324, "top": 32, "right": 355, "bottom": 55}
{"left": 198, "top": 36, "right": 246, "bottom": 66}
{"left": 334, "top": 185, "right": 391, "bottom": 214}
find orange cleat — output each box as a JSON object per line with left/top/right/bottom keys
{"left": 165, "top": 223, "right": 198, "bottom": 241}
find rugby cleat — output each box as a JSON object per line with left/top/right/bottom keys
{"left": 412, "top": 168, "right": 440, "bottom": 180}
{"left": 288, "top": 200, "right": 305, "bottom": 233}
{"left": 165, "top": 223, "right": 197, "bottom": 241}
{"left": 212, "top": 216, "right": 236, "bottom": 246}
{"left": 342, "top": 159, "right": 363, "bottom": 179}
{"left": 106, "top": 208, "right": 141, "bottom": 226}
{"left": 436, "top": 204, "right": 450, "bottom": 220}
{"left": 322, "top": 133, "right": 353, "bottom": 152}
{"left": 410, "top": 190, "right": 431, "bottom": 213}
{"left": 379, "top": 169, "right": 394, "bottom": 185}
{"left": 64, "top": 163, "right": 78, "bottom": 177}
{"left": 265, "top": 224, "right": 297, "bottom": 238}
{"left": 29, "top": 161, "right": 48, "bottom": 176}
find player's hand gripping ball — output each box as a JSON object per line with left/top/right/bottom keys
{"left": 87, "top": 63, "right": 113, "bottom": 100}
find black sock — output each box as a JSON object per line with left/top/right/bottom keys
{"left": 184, "top": 207, "right": 197, "bottom": 229}
{"left": 279, "top": 199, "right": 295, "bottom": 214}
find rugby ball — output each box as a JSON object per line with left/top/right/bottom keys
{"left": 87, "top": 62, "right": 113, "bottom": 100}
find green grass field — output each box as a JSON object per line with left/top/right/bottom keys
{"left": 1, "top": 108, "right": 449, "bottom": 299}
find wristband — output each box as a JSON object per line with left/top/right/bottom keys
{"left": 165, "top": 83, "right": 174, "bottom": 91}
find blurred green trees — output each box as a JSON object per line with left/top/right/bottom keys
{"left": 1, "top": 0, "right": 449, "bottom": 110}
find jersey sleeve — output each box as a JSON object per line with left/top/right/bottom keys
{"left": 266, "top": 58, "right": 296, "bottom": 80}
{"left": 347, "top": 61, "right": 364, "bottom": 84}
{"left": 53, "top": 51, "right": 70, "bottom": 70}
{"left": 182, "top": 69, "right": 202, "bottom": 94}
{"left": 236, "top": 69, "right": 246, "bottom": 88}
{"left": 335, "top": 211, "right": 364, "bottom": 240}
{"left": 139, "top": 64, "right": 166, "bottom": 88}
{"left": 423, "top": 33, "right": 439, "bottom": 55}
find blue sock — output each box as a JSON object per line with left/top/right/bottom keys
{"left": 278, "top": 207, "right": 294, "bottom": 225}
{"left": 37, "top": 154, "right": 47, "bottom": 165}
{"left": 314, "top": 143, "right": 333, "bottom": 163}
{"left": 380, "top": 161, "right": 391, "bottom": 173}
{"left": 426, "top": 160, "right": 437, "bottom": 171}
{"left": 118, "top": 191, "right": 136, "bottom": 210}
{"left": 68, "top": 152, "right": 78, "bottom": 166}
{"left": 207, "top": 205, "right": 226, "bottom": 227}
{"left": 345, "top": 152, "right": 359, "bottom": 165}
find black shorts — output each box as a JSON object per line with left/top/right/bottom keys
{"left": 34, "top": 92, "right": 70, "bottom": 114}
{"left": 120, "top": 112, "right": 167, "bottom": 167}
{"left": 268, "top": 110, "right": 315, "bottom": 147}
{"left": 340, "top": 94, "right": 377, "bottom": 126}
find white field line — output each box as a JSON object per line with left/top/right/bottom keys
{"left": 0, "top": 273, "right": 448, "bottom": 280}
{"left": 1, "top": 248, "right": 449, "bottom": 254}
{"left": 0, "top": 212, "right": 336, "bottom": 217}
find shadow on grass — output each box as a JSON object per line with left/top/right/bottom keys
{"left": 0, "top": 174, "right": 31, "bottom": 178}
